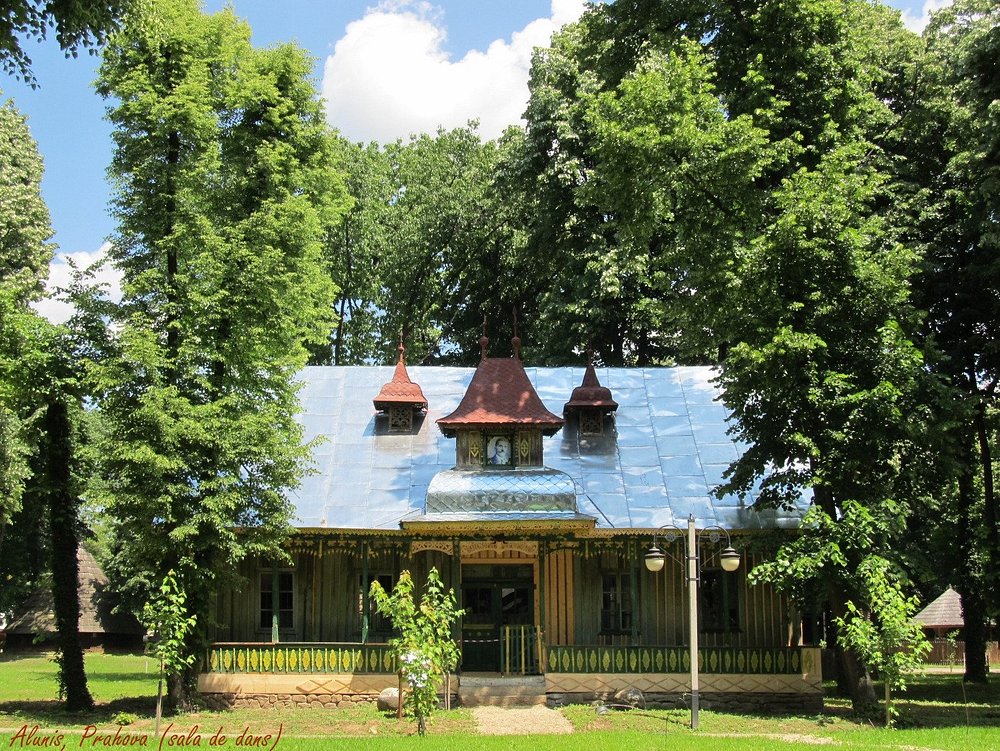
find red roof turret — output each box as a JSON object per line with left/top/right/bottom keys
{"left": 373, "top": 343, "right": 428, "bottom": 411}
{"left": 563, "top": 352, "right": 618, "bottom": 414}
{"left": 437, "top": 357, "right": 564, "bottom": 436}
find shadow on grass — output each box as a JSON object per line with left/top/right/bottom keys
{"left": 0, "top": 696, "right": 157, "bottom": 726}
{"left": 823, "top": 672, "right": 1000, "bottom": 730}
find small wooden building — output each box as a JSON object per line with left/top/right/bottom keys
{"left": 913, "top": 587, "right": 1000, "bottom": 665}
{"left": 200, "top": 340, "right": 821, "bottom": 711}
{"left": 5, "top": 547, "right": 144, "bottom": 651}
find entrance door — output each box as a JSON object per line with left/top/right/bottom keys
{"left": 461, "top": 564, "right": 534, "bottom": 672}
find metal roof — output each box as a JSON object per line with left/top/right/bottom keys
{"left": 290, "top": 365, "right": 808, "bottom": 532}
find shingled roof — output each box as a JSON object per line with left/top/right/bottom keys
{"left": 436, "top": 356, "right": 565, "bottom": 436}
{"left": 6, "top": 547, "right": 143, "bottom": 637}
{"left": 913, "top": 587, "right": 964, "bottom": 629}
{"left": 564, "top": 353, "right": 618, "bottom": 413}
{"left": 373, "top": 344, "right": 427, "bottom": 411}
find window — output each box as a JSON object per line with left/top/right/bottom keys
{"left": 259, "top": 571, "right": 293, "bottom": 631}
{"left": 388, "top": 405, "right": 412, "bottom": 432}
{"left": 601, "top": 572, "right": 633, "bottom": 633}
{"left": 700, "top": 569, "right": 740, "bottom": 633}
{"left": 579, "top": 410, "right": 603, "bottom": 435}
{"left": 360, "top": 573, "right": 396, "bottom": 636}
{"left": 486, "top": 435, "right": 513, "bottom": 466}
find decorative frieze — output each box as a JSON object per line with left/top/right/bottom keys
{"left": 460, "top": 540, "right": 539, "bottom": 558}
{"left": 410, "top": 540, "right": 455, "bottom": 556}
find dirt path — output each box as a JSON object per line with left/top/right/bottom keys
{"left": 472, "top": 706, "right": 574, "bottom": 735}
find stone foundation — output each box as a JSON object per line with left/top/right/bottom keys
{"left": 546, "top": 691, "right": 823, "bottom": 714}
{"left": 202, "top": 691, "right": 461, "bottom": 711}
{"left": 203, "top": 692, "right": 378, "bottom": 710}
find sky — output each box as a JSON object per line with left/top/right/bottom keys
{"left": 0, "top": 0, "right": 945, "bottom": 322}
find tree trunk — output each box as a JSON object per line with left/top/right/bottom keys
{"left": 956, "top": 444, "right": 989, "bottom": 682}
{"left": 974, "top": 401, "right": 999, "bottom": 613}
{"left": 830, "top": 601, "right": 877, "bottom": 711}
{"left": 959, "top": 588, "right": 989, "bottom": 682}
{"left": 812, "top": 482, "right": 877, "bottom": 711}
{"left": 44, "top": 396, "right": 93, "bottom": 711}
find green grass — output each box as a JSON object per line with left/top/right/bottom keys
{"left": 0, "top": 652, "right": 159, "bottom": 703}
{"left": 1, "top": 653, "right": 998, "bottom": 751}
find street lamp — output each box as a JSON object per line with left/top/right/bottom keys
{"left": 644, "top": 514, "right": 740, "bottom": 729}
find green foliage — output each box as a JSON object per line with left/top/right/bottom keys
{"left": 141, "top": 569, "right": 197, "bottom": 678}
{"left": 944, "top": 629, "right": 959, "bottom": 670}
{"left": 752, "top": 502, "right": 929, "bottom": 721}
{"left": 0, "top": 92, "right": 54, "bottom": 546}
{"left": 90, "top": 0, "right": 349, "bottom": 703}
{"left": 0, "top": 0, "right": 137, "bottom": 85}
{"left": 835, "top": 561, "right": 931, "bottom": 726}
{"left": 370, "top": 568, "right": 463, "bottom": 735}
{"left": 893, "top": 0, "right": 1000, "bottom": 679}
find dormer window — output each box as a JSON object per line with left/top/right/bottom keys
{"left": 373, "top": 343, "right": 427, "bottom": 434}
{"left": 437, "top": 333, "right": 564, "bottom": 468}
{"left": 388, "top": 405, "right": 414, "bottom": 432}
{"left": 563, "top": 351, "right": 618, "bottom": 437}
{"left": 579, "top": 411, "right": 604, "bottom": 436}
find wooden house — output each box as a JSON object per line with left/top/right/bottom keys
{"left": 5, "top": 547, "right": 144, "bottom": 651}
{"left": 200, "top": 339, "right": 822, "bottom": 711}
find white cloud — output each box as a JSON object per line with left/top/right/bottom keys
{"left": 322, "top": 0, "right": 587, "bottom": 143}
{"left": 34, "top": 243, "right": 122, "bottom": 325}
{"left": 901, "top": 0, "right": 952, "bottom": 33}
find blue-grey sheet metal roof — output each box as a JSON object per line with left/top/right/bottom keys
{"left": 291, "top": 365, "right": 808, "bottom": 532}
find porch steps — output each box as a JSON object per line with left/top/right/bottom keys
{"left": 458, "top": 675, "right": 547, "bottom": 708}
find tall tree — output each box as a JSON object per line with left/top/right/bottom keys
{"left": 379, "top": 126, "right": 507, "bottom": 364}
{"left": 321, "top": 138, "right": 391, "bottom": 365}
{"left": 0, "top": 92, "right": 92, "bottom": 709}
{"left": 516, "top": 0, "right": 928, "bottom": 710}
{"left": 326, "top": 125, "right": 512, "bottom": 366}
{"left": 92, "top": 0, "right": 347, "bottom": 705}
{"left": 0, "top": 89, "right": 53, "bottom": 568}
{"left": 895, "top": 0, "right": 1000, "bottom": 682}
{"left": 0, "top": 91, "right": 54, "bottom": 617}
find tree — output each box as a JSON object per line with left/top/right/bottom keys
{"left": 320, "top": 138, "right": 391, "bottom": 365}
{"left": 0, "top": 0, "right": 136, "bottom": 84}
{"left": 91, "top": 0, "right": 348, "bottom": 706}
{"left": 378, "top": 126, "right": 508, "bottom": 364}
{"left": 752, "top": 503, "right": 930, "bottom": 725}
{"left": 370, "top": 568, "right": 463, "bottom": 736}
{"left": 141, "top": 570, "right": 196, "bottom": 735}
{"left": 0, "top": 92, "right": 94, "bottom": 708}
{"left": 40, "top": 384, "right": 94, "bottom": 711}
{"left": 515, "top": 0, "right": 927, "bottom": 711}
{"left": 894, "top": 0, "right": 1000, "bottom": 682}
{"left": 0, "top": 93, "right": 51, "bottom": 559}
{"left": 0, "top": 91, "right": 51, "bottom": 618}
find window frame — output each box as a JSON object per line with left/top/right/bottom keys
{"left": 599, "top": 570, "right": 634, "bottom": 635}
{"left": 699, "top": 567, "right": 741, "bottom": 634}
{"left": 258, "top": 569, "right": 295, "bottom": 635}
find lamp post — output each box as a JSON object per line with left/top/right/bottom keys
{"left": 644, "top": 514, "right": 740, "bottom": 730}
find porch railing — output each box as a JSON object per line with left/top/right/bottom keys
{"left": 502, "top": 625, "right": 540, "bottom": 675}
{"left": 545, "top": 645, "right": 807, "bottom": 675}
{"left": 206, "top": 642, "right": 397, "bottom": 674}
{"left": 206, "top": 641, "right": 810, "bottom": 678}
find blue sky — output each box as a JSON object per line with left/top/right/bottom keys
{"left": 0, "top": 0, "right": 941, "bottom": 320}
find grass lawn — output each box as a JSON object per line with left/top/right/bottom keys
{"left": 1, "top": 652, "right": 998, "bottom": 751}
